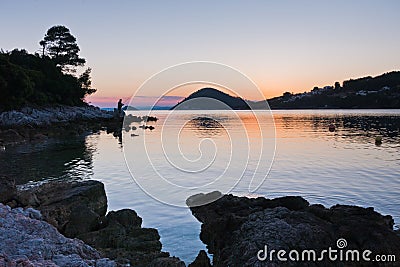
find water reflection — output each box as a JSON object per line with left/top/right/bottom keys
{"left": 1, "top": 110, "right": 399, "bottom": 264}
{"left": 274, "top": 112, "right": 400, "bottom": 145}
{"left": 0, "top": 135, "right": 95, "bottom": 185}
{"left": 184, "top": 117, "right": 225, "bottom": 137}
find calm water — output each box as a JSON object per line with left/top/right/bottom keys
{"left": 1, "top": 109, "right": 400, "bottom": 264}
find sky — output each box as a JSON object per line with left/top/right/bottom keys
{"left": 1, "top": 0, "right": 400, "bottom": 107}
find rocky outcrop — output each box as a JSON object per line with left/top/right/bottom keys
{"left": 0, "top": 105, "right": 113, "bottom": 128}
{"left": 0, "top": 177, "right": 17, "bottom": 204}
{"left": 1, "top": 179, "right": 185, "bottom": 266}
{"left": 77, "top": 209, "right": 183, "bottom": 266}
{"left": 16, "top": 180, "right": 108, "bottom": 237}
{"left": 0, "top": 105, "right": 122, "bottom": 146}
{"left": 188, "top": 250, "right": 212, "bottom": 267}
{"left": 149, "top": 257, "right": 186, "bottom": 267}
{"left": 0, "top": 203, "right": 115, "bottom": 267}
{"left": 188, "top": 193, "right": 400, "bottom": 266}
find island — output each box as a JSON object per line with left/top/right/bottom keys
{"left": 170, "top": 72, "right": 400, "bottom": 110}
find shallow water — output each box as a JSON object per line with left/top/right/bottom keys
{"left": 1, "top": 109, "right": 399, "bottom": 264}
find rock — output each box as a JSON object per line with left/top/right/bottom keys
{"left": 78, "top": 208, "right": 171, "bottom": 266}
{"left": 5, "top": 199, "right": 17, "bottom": 208}
{"left": 187, "top": 191, "right": 223, "bottom": 207}
{"left": 0, "top": 177, "right": 17, "bottom": 203}
{"left": 32, "top": 133, "right": 48, "bottom": 140}
{"left": 149, "top": 256, "right": 186, "bottom": 267}
{"left": 0, "top": 105, "right": 113, "bottom": 128}
{"left": 106, "top": 209, "right": 143, "bottom": 229}
{"left": 16, "top": 180, "right": 107, "bottom": 237}
{"left": 0, "top": 129, "right": 25, "bottom": 144}
{"left": 188, "top": 250, "right": 212, "bottom": 267}
{"left": 0, "top": 203, "right": 116, "bottom": 267}
{"left": 188, "top": 193, "right": 400, "bottom": 266}
{"left": 11, "top": 180, "right": 181, "bottom": 266}
{"left": 143, "top": 116, "right": 158, "bottom": 122}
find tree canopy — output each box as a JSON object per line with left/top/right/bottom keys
{"left": 0, "top": 47, "right": 96, "bottom": 111}
{"left": 40, "top": 25, "right": 85, "bottom": 73}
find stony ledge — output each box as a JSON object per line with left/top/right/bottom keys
{"left": 1, "top": 177, "right": 399, "bottom": 266}
{"left": 0, "top": 203, "right": 116, "bottom": 267}
{"left": 0, "top": 105, "right": 113, "bottom": 128}
{"left": 0, "top": 179, "right": 186, "bottom": 267}
{"left": 187, "top": 192, "right": 400, "bottom": 266}
{"left": 0, "top": 105, "right": 121, "bottom": 146}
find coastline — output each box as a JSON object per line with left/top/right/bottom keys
{"left": 0, "top": 178, "right": 186, "bottom": 266}
{"left": 1, "top": 107, "right": 400, "bottom": 266}
{"left": 0, "top": 105, "right": 120, "bottom": 146}
{"left": 187, "top": 192, "right": 400, "bottom": 266}
{"left": 1, "top": 177, "right": 399, "bottom": 266}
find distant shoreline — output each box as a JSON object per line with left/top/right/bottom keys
{"left": 101, "top": 107, "right": 400, "bottom": 111}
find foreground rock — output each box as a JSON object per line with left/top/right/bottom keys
{"left": 188, "top": 250, "right": 212, "bottom": 267}
{"left": 188, "top": 193, "right": 400, "bottom": 266}
{"left": 17, "top": 180, "right": 108, "bottom": 237}
{"left": 0, "top": 203, "right": 115, "bottom": 267}
{"left": 3, "top": 179, "right": 184, "bottom": 266}
{"left": 77, "top": 209, "right": 183, "bottom": 266}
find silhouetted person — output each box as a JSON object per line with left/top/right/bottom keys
{"left": 117, "top": 99, "right": 124, "bottom": 115}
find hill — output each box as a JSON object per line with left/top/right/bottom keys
{"left": 122, "top": 105, "right": 138, "bottom": 111}
{"left": 267, "top": 71, "right": 400, "bottom": 109}
{"left": 170, "top": 88, "right": 250, "bottom": 110}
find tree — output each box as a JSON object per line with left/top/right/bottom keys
{"left": 40, "top": 25, "right": 85, "bottom": 72}
{"left": 282, "top": 91, "right": 292, "bottom": 99}
{"left": 78, "top": 68, "right": 97, "bottom": 97}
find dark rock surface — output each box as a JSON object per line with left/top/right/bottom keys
{"left": 1, "top": 179, "right": 185, "bottom": 266}
{"left": 188, "top": 192, "right": 400, "bottom": 266}
{"left": 77, "top": 208, "right": 182, "bottom": 266}
{"left": 0, "top": 176, "right": 17, "bottom": 204}
{"left": 0, "top": 203, "right": 116, "bottom": 267}
{"left": 188, "top": 250, "right": 212, "bottom": 267}
{"left": 16, "top": 180, "right": 108, "bottom": 237}
{"left": 149, "top": 257, "right": 186, "bottom": 267}
{"left": 0, "top": 129, "right": 25, "bottom": 145}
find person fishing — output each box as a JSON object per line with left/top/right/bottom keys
{"left": 117, "top": 99, "right": 124, "bottom": 115}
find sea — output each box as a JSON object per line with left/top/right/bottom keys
{"left": 1, "top": 109, "right": 399, "bottom": 264}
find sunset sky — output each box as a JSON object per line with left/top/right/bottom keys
{"left": 1, "top": 1, "right": 400, "bottom": 107}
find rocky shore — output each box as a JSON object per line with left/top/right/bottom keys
{"left": 187, "top": 192, "right": 400, "bottom": 266}
{"left": 0, "top": 203, "right": 116, "bottom": 267}
{"left": 0, "top": 178, "right": 185, "bottom": 267}
{"left": 0, "top": 105, "right": 119, "bottom": 146}
{"left": 0, "top": 105, "right": 113, "bottom": 127}
{"left": 2, "top": 177, "right": 400, "bottom": 266}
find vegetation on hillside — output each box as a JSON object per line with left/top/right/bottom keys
{"left": 171, "top": 88, "right": 250, "bottom": 110}
{"left": 267, "top": 71, "right": 400, "bottom": 109}
{"left": 0, "top": 25, "right": 96, "bottom": 111}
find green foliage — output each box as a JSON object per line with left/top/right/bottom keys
{"left": 268, "top": 71, "right": 400, "bottom": 109}
{"left": 40, "top": 25, "right": 85, "bottom": 73}
{"left": 0, "top": 49, "right": 96, "bottom": 111}
{"left": 78, "top": 68, "right": 97, "bottom": 96}
{"left": 342, "top": 72, "right": 400, "bottom": 91}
